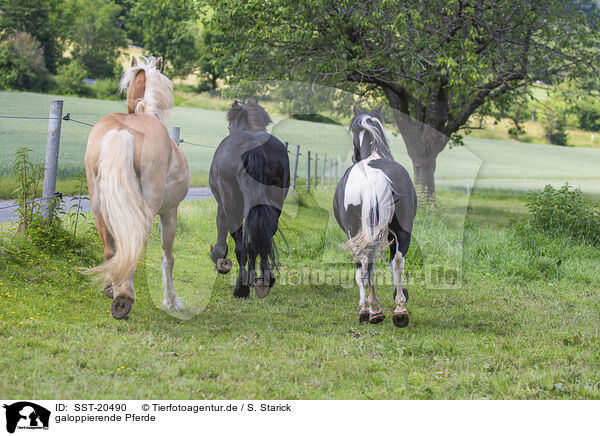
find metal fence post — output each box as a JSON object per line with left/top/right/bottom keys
{"left": 41, "top": 99, "right": 63, "bottom": 222}
{"left": 291, "top": 145, "right": 300, "bottom": 191}
{"left": 306, "top": 150, "right": 311, "bottom": 193}
{"left": 171, "top": 126, "right": 180, "bottom": 145}
{"left": 328, "top": 159, "right": 332, "bottom": 190}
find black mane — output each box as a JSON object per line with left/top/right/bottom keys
{"left": 227, "top": 100, "right": 272, "bottom": 133}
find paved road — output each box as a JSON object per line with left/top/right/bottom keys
{"left": 0, "top": 187, "right": 214, "bottom": 222}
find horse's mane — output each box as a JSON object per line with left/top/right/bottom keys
{"left": 120, "top": 56, "right": 173, "bottom": 122}
{"left": 227, "top": 100, "right": 272, "bottom": 132}
{"left": 349, "top": 109, "right": 394, "bottom": 162}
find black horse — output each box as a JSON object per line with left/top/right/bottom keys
{"left": 333, "top": 106, "right": 417, "bottom": 327}
{"left": 209, "top": 101, "right": 290, "bottom": 298}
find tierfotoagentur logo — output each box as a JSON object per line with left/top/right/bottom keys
{"left": 2, "top": 402, "right": 50, "bottom": 434}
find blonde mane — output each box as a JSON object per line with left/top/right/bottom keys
{"left": 119, "top": 56, "right": 173, "bottom": 122}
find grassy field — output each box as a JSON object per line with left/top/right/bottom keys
{"left": 1, "top": 187, "right": 600, "bottom": 399}
{"left": 2, "top": 91, "right": 600, "bottom": 199}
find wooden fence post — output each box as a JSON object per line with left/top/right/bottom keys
{"left": 291, "top": 145, "right": 300, "bottom": 191}
{"left": 321, "top": 154, "right": 326, "bottom": 189}
{"left": 328, "top": 159, "right": 332, "bottom": 190}
{"left": 314, "top": 152, "right": 318, "bottom": 190}
{"left": 41, "top": 99, "right": 63, "bottom": 222}
{"left": 306, "top": 150, "right": 311, "bottom": 193}
{"left": 334, "top": 161, "right": 338, "bottom": 188}
{"left": 171, "top": 126, "right": 180, "bottom": 145}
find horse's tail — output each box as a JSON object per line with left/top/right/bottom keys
{"left": 342, "top": 169, "right": 395, "bottom": 259}
{"left": 241, "top": 145, "right": 279, "bottom": 269}
{"left": 85, "top": 129, "right": 152, "bottom": 285}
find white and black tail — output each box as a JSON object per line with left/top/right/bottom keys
{"left": 342, "top": 165, "right": 395, "bottom": 259}
{"left": 85, "top": 129, "right": 152, "bottom": 285}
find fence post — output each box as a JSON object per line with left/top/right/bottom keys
{"left": 321, "top": 154, "right": 326, "bottom": 189}
{"left": 41, "top": 99, "right": 63, "bottom": 222}
{"left": 314, "top": 152, "right": 318, "bottom": 190}
{"left": 306, "top": 150, "right": 311, "bottom": 193}
{"left": 328, "top": 159, "right": 332, "bottom": 190}
{"left": 334, "top": 161, "right": 338, "bottom": 188}
{"left": 171, "top": 126, "right": 180, "bottom": 145}
{"left": 291, "top": 145, "right": 300, "bottom": 191}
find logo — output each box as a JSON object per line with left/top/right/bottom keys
{"left": 3, "top": 402, "right": 50, "bottom": 434}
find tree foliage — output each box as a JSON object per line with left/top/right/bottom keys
{"left": 128, "top": 0, "right": 200, "bottom": 76}
{"left": 0, "top": 32, "right": 49, "bottom": 90}
{"left": 207, "top": 0, "right": 599, "bottom": 195}
{"left": 0, "top": 0, "right": 63, "bottom": 72}
{"left": 62, "top": 0, "right": 127, "bottom": 78}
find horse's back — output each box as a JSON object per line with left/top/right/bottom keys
{"left": 210, "top": 131, "right": 289, "bottom": 190}
{"left": 209, "top": 131, "right": 289, "bottom": 231}
{"left": 86, "top": 112, "right": 189, "bottom": 213}
{"left": 334, "top": 157, "right": 416, "bottom": 235}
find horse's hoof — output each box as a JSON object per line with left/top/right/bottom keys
{"left": 103, "top": 285, "right": 113, "bottom": 298}
{"left": 233, "top": 284, "right": 250, "bottom": 299}
{"left": 163, "top": 297, "right": 183, "bottom": 312}
{"left": 111, "top": 296, "right": 132, "bottom": 319}
{"left": 393, "top": 288, "right": 409, "bottom": 303}
{"left": 392, "top": 310, "right": 409, "bottom": 328}
{"left": 369, "top": 312, "right": 385, "bottom": 324}
{"left": 359, "top": 309, "right": 370, "bottom": 323}
{"left": 255, "top": 280, "right": 270, "bottom": 298}
{"left": 217, "top": 258, "right": 232, "bottom": 274}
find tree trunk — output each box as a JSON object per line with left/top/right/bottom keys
{"left": 413, "top": 155, "right": 437, "bottom": 199}
{"left": 382, "top": 88, "right": 450, "bottom": 201}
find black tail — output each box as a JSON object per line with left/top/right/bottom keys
{"left": 241, "top": 145, "right": 280, "bottom": 270}
{"left": 244, "top": 204, "right": 279, "bottom": 270}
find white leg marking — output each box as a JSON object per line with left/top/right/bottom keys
{"left": 390, "top": 252, "right": 406, "bottom": 312}
{"left": 356, "top": 266, "right": 368, "bottom": 312}
{"left": 365, "top": 260, "right": 381, "bottom": 315}
{"left": 160, "top": 209, "right": 183, "bottom": 312}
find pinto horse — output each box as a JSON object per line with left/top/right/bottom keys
{"left": 333, "top": 107, "right": 417, "bottom": 327}
{"left": 84, "top": 56, "right": 190, "bottom": 319}
{"left": 209, "top": 101, "right": 290, "bottom": 298}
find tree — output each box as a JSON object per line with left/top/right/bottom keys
{"left": 196, "top": 22, "right": 227, "bottom": 90}
{"left": 0, "top": 32, "right": 49, "bottom": 90}
{"left": 0, "top": 0, "right": 63, "bottom": 72}
{"left": 62, "top": 0, "right": 127, "bottom": 78}
{"left": 207, "top": 0, "right": 599, "bottom": 197}
{"left": 128, "top": 0, "right": 199, "bottom": 76}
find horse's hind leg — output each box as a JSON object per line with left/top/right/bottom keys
{"left": 365, "top": 259, "right": 384, "bottom": 324}
{"left": 231, "top": 226, "right": 250, "bottom": 298}
{"left": 93, "top": 212, "right": 116, "bottom": 298}
{"left": 159, "top": 207, "right": 183, "bottom": 311}
{"left": 255, "top": 255, "right": 273, "bottom": 298}
{"left": 389, "top": 224, "right": 411, "bottom": 328}
{"left": 357, "top": 256, "right": 384, "bottom": 324}
{"left": 356, "top": 263, "right": 369, "bottom": 323}
{"left": 212, "top": 204, "right": 232, "bottom": 274}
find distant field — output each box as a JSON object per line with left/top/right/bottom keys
{"left": 1, "top": 91, "right": 599, "bottom": 196}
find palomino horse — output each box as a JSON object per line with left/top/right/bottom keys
{"left": 209, "top": 101, "right": 290, "bottom": 298}
{"left": 333, "top": 107, "right": 417, "bottom": 327}
{"left": 84, "top": 56, "right": 190, "bottom": 319}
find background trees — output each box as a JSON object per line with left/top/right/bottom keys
{"left": 207, "top": 0, "right": 600, "bottom": 196}
{"left": 127, "top": 0, "right": 200, "bottom": 77}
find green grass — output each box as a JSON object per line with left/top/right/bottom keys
{"left": 1, "top": 189, "right": 600, "bottom": 399}
{"left": 3, "top": 91, "right": 600, "bottom": 200}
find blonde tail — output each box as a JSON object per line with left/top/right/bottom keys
{"left": 87, "top": 129, "right": 152, "bottom": 285}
